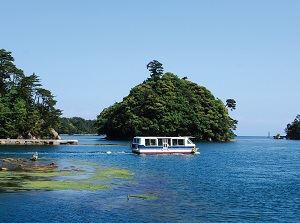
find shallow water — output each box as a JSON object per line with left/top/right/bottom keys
{"left": 0, "top": 136, "right": 299, "bottom": 222}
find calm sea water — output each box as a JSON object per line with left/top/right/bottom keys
{"left": 0, "top": 136, "right": 299, "bottom": 222}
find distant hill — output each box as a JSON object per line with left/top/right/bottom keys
{"left": 58, "top": 117, "right": 96, "bottom": 135}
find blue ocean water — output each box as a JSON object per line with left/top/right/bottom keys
{"left": 0, "top": 136, "right": 299, "bottom": 222}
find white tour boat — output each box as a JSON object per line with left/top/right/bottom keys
{"left": 131, "top": 136, "right": 199, "bottom": 154}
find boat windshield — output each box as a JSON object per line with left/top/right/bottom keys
{"left": 187, "top": 139, "right": 194, "bottom": 144}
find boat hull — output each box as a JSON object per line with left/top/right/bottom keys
{"left": 131, "top": 148, "right": 197, "bottom": 155}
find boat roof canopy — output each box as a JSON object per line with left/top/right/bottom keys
{"left": 133, "top": 136, "right": 194, "bottom": 139}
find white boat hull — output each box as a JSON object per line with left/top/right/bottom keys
{"left": 131, "top": 147, "right": 197, "bottom": 155}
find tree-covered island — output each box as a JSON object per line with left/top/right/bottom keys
{"left": 285, "top": 115, "right": 300, "bottom": 139}
{"left": 95, "top": 60, "right": 237, "bottom": 141}
{"left": 0, "top": 51, "right": 237, "bottom": 141}
{"left": 0, "top": 49, "right": 62, "bottom": 139}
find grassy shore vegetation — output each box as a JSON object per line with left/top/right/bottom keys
{"left": 0, "top": 49, "right": 62, "bottom": 139}
{"left": 96, "top": 60, "right": 237, "bottom": 141}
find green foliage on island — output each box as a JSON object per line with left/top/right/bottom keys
{"left": 95, "top": 60, "right": 237, "bottom": 141}
{"left": 285, "top": 115, "right": 300, "bottom": 140}
{"left": 0, "top": 49, "right": 61, "bottom": 139}
{"left": 57, "top": 117, "right": 96, "bottom": 135}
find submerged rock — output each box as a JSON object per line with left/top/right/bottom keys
{"left": 0, "top": 158, "right": 58, "bottom": 171}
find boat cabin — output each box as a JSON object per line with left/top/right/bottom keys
{"left": 131, "top": 136, "right": 198, "bottom": 154}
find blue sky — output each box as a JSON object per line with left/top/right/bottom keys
{"left": 2, "top": 0, "right": 300, "bottom": 136}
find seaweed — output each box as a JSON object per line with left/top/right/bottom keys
{"left": 0, "top": 159, "right": 134, "bottom": 192}
{"left": 130, "top": 194, "right": 158, "bottom": 200}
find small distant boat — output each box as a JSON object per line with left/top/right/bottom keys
{"left": 273, "top": 133, "right": 286, "bottom": 139}
{"left": 131, "top": 136, "right": 199, "bottom": 155}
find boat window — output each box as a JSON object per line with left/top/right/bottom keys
{"left": 133, "top": 138, "right": 140, "bottom": 144}
{"left": 145, "top": 139, "right": 156, "bottom": 146}
{"left": 172, "top": 139, "right": 177, "bottom": 146}
{"left": 145, "top": 139, "right": 150, "bottom": 146}
{"left": 158, "top": 139, "right": 163, "bottom": 146}
{"left": 178, "top": 139, "right": 184, "bottom": 145}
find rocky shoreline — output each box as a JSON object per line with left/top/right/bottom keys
{"left": 0, "top": 139, "right": 78, "bottom": 145}
{"left": 0, "top": 158, "right": 58, "bottom": 171}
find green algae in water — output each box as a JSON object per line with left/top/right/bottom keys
{"left": 130, "top": 194, "right": 158, "bottom": 200}
{"left": 0, "top": 170, "right": 75, "bottom": 191}
{"left": 0, "top": 158, "right": 134, "bottom": 192}
{"left": 105, "top": 206, "right": 113, "bottom": 211}
{"left": 0, "top": 164, "right": 134, "bottom": 191}
{"left": 21, "top": 171, "right": 73, "bottom": 178}
{"left": 23, "top": 180, "right": 111, "bottom": 191}
{"left": 0, "top": 170, "right": 73, "bottom": 180}
{"left": 92, "top": 168, "right": 134, "bottom": 181}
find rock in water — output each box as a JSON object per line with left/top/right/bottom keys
{"left": 30, "top": 152, "right": 38, "bottom": 161}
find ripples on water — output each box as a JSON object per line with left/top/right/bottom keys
{"left": 0, "top": 136, "right": 299, "bottom": 222}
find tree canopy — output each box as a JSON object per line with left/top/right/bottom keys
{"left": 95, "top": 61, "right": 237, "bottom": 141}
{"left": 0, "top": 49, "right": 62, "bottom": 139}
{"left": 285, "top": 115, "right": 300, "bottom": 140}
{"left": 147, "top": 60, "right": 164, "bottom": 80}
{"left": 57, "top": 117, "right": 96, "bottom": 135}
{"left": 226, "top": 99, "right": 236, "bottom": 111}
